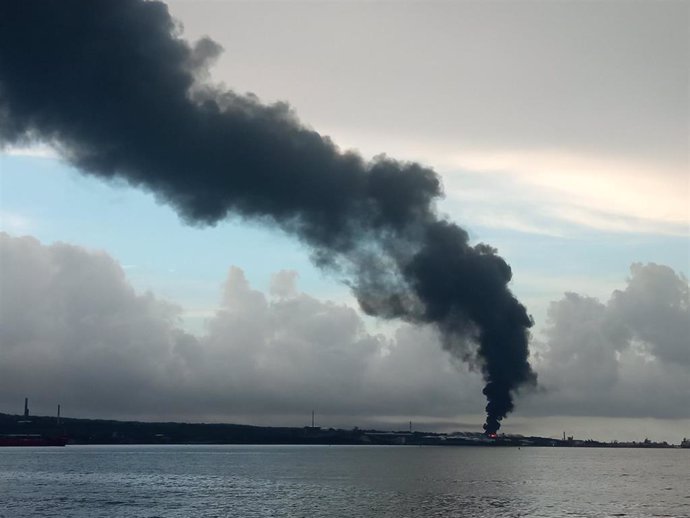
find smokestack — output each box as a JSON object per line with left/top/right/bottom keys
{"left": 0, "top": 0, "right": 536, "bottom": 432}
{"left": 57, "top": 404, "right": 61, "bottom": 425}
{"left": 23, "top": 397, "right": 29, "bottom": 418}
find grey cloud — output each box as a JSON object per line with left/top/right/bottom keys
{"left": 609, "top": 263, "right": 689, "bottom": 366}
{"left": 540, "top": 293, "right": 626, "bottom": 392}
{"left": 180, "top": 267, "right": 484, "bottom": 419}
{"left": 0, "top": 234, "right": 196, "bottom": 415}
{"left": 524, "top": 263, "right": 689, "bottom": 418}
{"left": 0, "top": 233, "right": 477, "bottom": 424}
{"left": 2, "top": 234, "right": 687, "bottom": 425}
{"left": 269, "top": 270, "right": 299, "bottom": 299}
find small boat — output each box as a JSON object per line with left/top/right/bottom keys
{"left": 0, "top": 434, "right": 67, "bottom": 447}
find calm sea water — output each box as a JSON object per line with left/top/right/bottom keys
{"left": 0, "top": 445, "right": 688, "bottom": 517}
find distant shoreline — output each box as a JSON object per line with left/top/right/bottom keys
{"left": 0, "top": 412, "right": 685, "bottom": 448}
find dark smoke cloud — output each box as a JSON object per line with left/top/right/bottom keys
{"left": 0, "top": 0, "right": 535, "bottom": 432}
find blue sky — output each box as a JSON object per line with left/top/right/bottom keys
{"left": 1, "top": 153, "right": 348, "bottom": 329}
{"left": 2, "top": 151, "right": 687, "bottom": 336}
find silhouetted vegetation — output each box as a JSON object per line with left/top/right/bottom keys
{"left": 0, "top": 413, "right": 683, "bottom": 447}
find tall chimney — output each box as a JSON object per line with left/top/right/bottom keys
{"left": 23, "top": 397, "right": 29, "bottom": 418}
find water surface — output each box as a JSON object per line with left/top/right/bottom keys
{"left": 1, "top": 445, "right": 688, "bottom": 517}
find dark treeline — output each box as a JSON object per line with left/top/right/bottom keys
{"left": 0, "top": 413, "right": 680, "bottom": 448}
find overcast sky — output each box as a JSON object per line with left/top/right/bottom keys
{"left": 0, "top": 0, "right": 688, "bottom": 442}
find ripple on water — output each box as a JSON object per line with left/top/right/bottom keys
{"left": 0, "top": 446, "right": 689, "bottom": 518}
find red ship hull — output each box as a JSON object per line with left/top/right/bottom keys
{"left": 0, "top": 435, "right": 67, "bottom": 447}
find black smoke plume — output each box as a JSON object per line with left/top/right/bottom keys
{"left": 0, "top": 0, "right": 536, "bottom": 432}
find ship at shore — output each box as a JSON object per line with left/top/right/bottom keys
{"left": 0, "top": 434, "right": 67, "bottom": 447}
{"left": 0, "top": 398, "right": 67, "bottom": 447}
